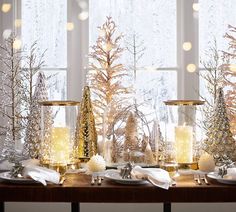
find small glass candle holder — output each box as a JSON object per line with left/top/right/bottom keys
{"left": 163, "top": 100, "right": 204, "bottom": 168}
{"left": 39, "top": 101, "right": 80, "bottom": 175}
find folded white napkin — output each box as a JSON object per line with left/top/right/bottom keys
{"left": 131, "top": 166, "right": 172, "bottom": 190}
{"left": 0, "top": 159, "right": 13, "bottom": 171}
{"left": 223, "top": 168, "right": 236, "bottom": 180}
{"left": 23, "top": 165, "right": 60, "bottom": 186}
{"left": 0, "top": 159, "right": 60, "bottom": 185}
{"left": 0, "top": 158, "right": 40, "bottom": 171}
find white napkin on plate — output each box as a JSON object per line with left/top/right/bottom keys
{"left": 131, "top": 166, "right": 172, "bottom": 190}
{"left": 0, "top": 158, "right": 40, "bottom": 171}
{"left": 223, "top": 168, "right": 236, "bottom": 180}
{"left": 0, "top": 159, "right": 60, "bottom": 185}
{"left": 0, "top": 159, "right": 13, "bottom": 171}
{"left": 23, "top": 165, "right": 60, "bottom": 186}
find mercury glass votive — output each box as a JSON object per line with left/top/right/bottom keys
{"left": 163, "top": 100, "right": 204, "bottom": 168}
{"left": 39, "top": 101, "right": 80, "bottom": 174}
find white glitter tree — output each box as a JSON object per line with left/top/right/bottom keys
{"left": 23, "top": 72, "right": 51, "bottom": 159}
{"left": 0, "top": 34, "right": 26, "bottom": 162}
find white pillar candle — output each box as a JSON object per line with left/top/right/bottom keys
{"left": 175, "top": 125, "right": 193, "bottom": 163}
{"left": 51, "top": 127, "right": 70, "bottom": 164}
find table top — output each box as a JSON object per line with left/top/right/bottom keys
{"left": 0, "top": 173, "right": 235, "bottom": 203}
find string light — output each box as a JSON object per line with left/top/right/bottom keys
{"left": 78, "top": 11, "right": 89, "bottom": 21}
{"left": 13, "top": 38, "right": 22, "bottom": 50}
{"left": 229, "top": 64, "right": 236, "bottom": 72}
{"left": 14, "top": 19, "right": 22, "bottom": 28}
{"left": 186, "top": 64, "right": 196, "bottom": 73}
{"left": 1, "top": 3, "right": 11, "bottom": 13}
{"left": 2, "top": 29, "right": 12, "bottom": 39}
{"left": 192, "top": 3, "right": 200, "bottom": 12}
{"left": 183, "top": 42, "right": 192, "bottom": 51}
{"left": 66, "top": 22, "right": 74, "bottom": 31}
{"left": 78, "top": 0, "right": 88, "bottom": 9}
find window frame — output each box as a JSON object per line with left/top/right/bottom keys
{"left": 0, "top": 0, "right": 88, "bottom": 101}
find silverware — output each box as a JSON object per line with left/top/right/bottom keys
{"left": 91, "top": 176, "right": 95, "bottom": 185}
{"left": 59, "top": 177, "right": 66, "bottom": 185}
{"left": 120, "top": 162, "right": 133, "bottom": 179}
{"left": 200, "top": 174, "right": 209, "bottom": 185}
{"left": 194, "top": 174, "right": 202, "bottom": 185}
{"left": 97, "top": 176, "right": 102, "bottom": 185}
{"left": 91, "top": 175, "right": 102, "bottom": 185}
{"left": 171, "top": 179, "right": 176, "bottom": 186}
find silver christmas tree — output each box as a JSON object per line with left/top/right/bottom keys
{"left": 150, "top": 120, "right": 164, "bottom": 162}
{"left": 204, "top": 88, "right": 236, "bottom": 163}
{"left": 23, "top": 72, "right": 50, "bottom": 159}
{"left": 0, "top": 34, "right": 26, "bottom": 162}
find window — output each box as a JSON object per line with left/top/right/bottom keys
{"left": 89, "top": 0, "right": 177, "bottom": 124}
{"left": 199, "top": 0, "right": 236, "bottom": 102}
{"left": 21, "top": 0, "right": 67, "bottom": 100}
{"left": 1, "top": 0, "right": 235, "bottom": 132}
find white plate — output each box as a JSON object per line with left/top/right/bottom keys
{"left": 207, "top": 172, "right": 236, "bottom": 185}
{"left": 0, "top": 171, "right": 37, "bottom": 184}
{"left": 104, "top": 170, "right": 148, "bottom": 185}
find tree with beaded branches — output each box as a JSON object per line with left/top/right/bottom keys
{"left": 203, "top": 88, "right": 236, "bottom": 164}
{"left": 23, "top": 72, "right": 51, "bottom": 159}
{"left": 88, "top": 16, "right": 131, "bottom": 155}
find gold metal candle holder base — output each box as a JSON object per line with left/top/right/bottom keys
{"left": 40, "top": 160, "right": 50, "bottom": 168}
{"left": 67, "top": 160, "right": 81, "bottom": 170}
{"left": 178, "top": 162, "right": 198, "bottom": 170}
{"left": 49, "top": 163, "right": 67, "bottom": 176}
{"left": 79, "top": 157, "right": 90, "bottom": 163}
{"left": 160, "top": 161, "right": 179, "bottom": 178}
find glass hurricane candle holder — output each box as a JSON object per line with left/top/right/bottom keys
{"left": 39, "top": 101, "right": 80, "bottom": 175}
{"left": 163, "top": 100, "right": 204, "bottom": 168}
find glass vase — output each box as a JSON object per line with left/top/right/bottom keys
{"left": 39, "top": 101, "right": 80, "bottom": 174}
{"left": 163, "top": 100, "right": 204, "bottom": 169}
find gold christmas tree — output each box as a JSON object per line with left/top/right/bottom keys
{"left": 88, "top": 16, "right": 131, "bottom": 153}
{"left": 75, "top": 86, "right": 98, "bottom": 160}
{"left": 222, "top": 25, "right": 236, "bottom": 136}
{"left": 204, "top": 88, "right": 236, "bottom": 163}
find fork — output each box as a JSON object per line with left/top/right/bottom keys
{"left": 97, "top": 176, "right": 102, "bottom": 185}
{"left": 200, "top": 174, "right": 209, "bottom": 185}
{"left": 194, "top": 174, "right": 202, "bottom": 185}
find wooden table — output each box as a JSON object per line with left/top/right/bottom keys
{"left": 0, "top": 173, "right": 236, "bottom": 212}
